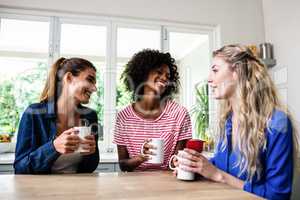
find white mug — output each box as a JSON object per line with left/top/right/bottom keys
{"left": 74, "top": 126, "right": 91, "bottom": 153}
{"left": 169, "top": 150, "right": 195, "bottom": 181}
{"left": 141, "top": 138, "right": 164, "bottom": 164}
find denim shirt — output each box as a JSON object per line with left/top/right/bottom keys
{"left": 14, "top": 101, "right": 100, "bottom": 174}
{"left": 210, "top": 110, "right": 294, "bottom": 200}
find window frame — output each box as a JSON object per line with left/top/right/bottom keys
{"left": 0, "top": 7, "right": 220, "bottom": 155}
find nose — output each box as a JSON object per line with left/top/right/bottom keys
{"left": 91, "top": 84, "right": 97, "bottom": 92}
{"left": 161, "top": 73, "right": 169, "bottom": 82}
{"left": 207, "top": 72, "right": 213, "bottom": 85}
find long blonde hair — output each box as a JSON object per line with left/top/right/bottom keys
{"left": 214, "top": 44, "right": 299, "bottom": 181}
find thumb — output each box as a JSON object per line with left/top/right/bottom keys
{"left": 63, "top": 128, "right": 76, "bottom": 135}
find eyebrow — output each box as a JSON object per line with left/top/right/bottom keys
{"left": 87, "top": 75, "right": 96, "bottom": 83}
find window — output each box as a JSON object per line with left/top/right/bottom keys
{"left": 0, "top": 11, "right": 218, "bottom": 155}
{"left": 167, "top": 30, "right": 211, "bottom": 139}
{"left": 0, "top": 17, "right": 49, "bottom": 137}
{"left": 116, "top": 26, "right": 161, "bottom": 110}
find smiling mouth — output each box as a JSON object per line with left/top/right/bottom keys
{"left": 84, "top": 90, "right": 92, "bottom": 98}
{"left": 156, "top": 80, "right": 167, "bottom": 88}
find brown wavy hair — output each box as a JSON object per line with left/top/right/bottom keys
{"left": 40, "top": 57, "right": 96, "bottom": 102}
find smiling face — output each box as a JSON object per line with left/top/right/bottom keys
{"left": 67, "top": 67, "right": 97, "bottom": 104}
{"left": 208, "top": 56, "right": 238, "bottom": 100}
{"left": 144, "top": 64, "right": 170, "bottom": 96}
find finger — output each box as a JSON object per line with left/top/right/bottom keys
{"left": 172, "top": 169, "right": 177, "bottom": 176}
{"left": 63, "top": 128, "right": 76, "bottom": 135}
{"left": 179, "top": 165, "right": 198, "bottom": 173}
{"left": 183, "top": 149, "right": 202, "bottom": 161}
{"left": 140, "top": 154, "right": 150, "bottom": 161}
{"left": 173, "top": 160, "right": 179, "bottom": 167}
{"left": 144, "top": 138, "right": 152, "bottom": 143}
{"left": 65, "top": 143, "right": 79, "bottom": 150}
{"left": 81, "top": 139, "right": 95, "bottom": 145}
{"left": 66, "top": 134, "right": 80, "bottom": 141}
{"left": 84, "top": 135, "right": 95, "bottom": 140}
{"left": 65, "top": 139, "right": 80, "bottom": 146}
{"left": 177, "top": 157, "right": 193, "bottom": 166}
{"left": 82, "top": 144, "right": 96, "bottom": 150}
{"left": 144, "top": 150, "right": 156, "bottom": 156}
{"left": 179, "top": 159, "right": 199, "bottom": 168}
{"left": 144, "top": 143, "right": 156, "bottom": 150}
{"left": 184, "top": 148, "right": 201, "bottom": 157}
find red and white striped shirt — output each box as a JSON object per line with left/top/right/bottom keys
{"left": 113, "top": 100, "right": 192, "bottom": 171}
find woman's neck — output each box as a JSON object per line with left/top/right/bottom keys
{"left": 134, "top": 93, "right": 166, "bottom": 119}
{"left": 229, "top": 96, "right": 239, "bottom": 149}
{"left": 56, "top": 94, "right": 79, "bottom": 127}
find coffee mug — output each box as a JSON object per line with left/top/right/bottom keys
{"left": 74, "top": 126, "right": 91, "bottom": 153}
{"left": 141, "top": 138, "right": 164, "bottom": 164}
{"left": 169, "top": 150, "right": 195, "bottom": 181}
{"left": 186, "top": 139, "right": 204, "bottom": 152}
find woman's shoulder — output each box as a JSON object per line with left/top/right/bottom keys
{"left": 116, "top": 104, "right": 133, "bottom": 120}
{"left": 166, "top": 100, "right": 189, "bottom": 116}
{"left": 267, "top": 109, "right": 292, "bottom": 135}
{"left": 78, "top": 105, "right": 98, "bottom": 119}
{"left": 24, "top": 102, "right": 49, "bottom": 115}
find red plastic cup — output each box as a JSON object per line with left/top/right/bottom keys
{"left": 186, "top": 139, "right": 204, "bottom": 153}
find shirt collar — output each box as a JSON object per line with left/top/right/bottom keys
{"left": 45, "top": 100, "right": 56, "bottom": 119}
{"left": 225, "top": 112, "right": 233, "bottom": 136}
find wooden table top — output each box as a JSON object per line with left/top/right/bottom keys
{"left": 0, "top": 171, "right": 263, "bottom": 200}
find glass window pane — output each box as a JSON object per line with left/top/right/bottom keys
{"left": 0, "top": 18, "right": 49, "bottom": 53}
{"left": 169, "top": 32, "right": 208, "bottom": 60}
{"left": 0, "top": 57, "right": 48, "bottom": 134}
{"left": 60, "top": 23, "right": 106, "bottom": 140}
{"left": 117, "top": 27, "right": 160, "bottom": 59}
{"left": 169, "top": 31, "right": 210, "bottom": 140}
{"left": 116, "top": 27, "right": 160, "bottom": 110}
{"left": 60, "top": 23, "right": 106, "bottom": 57}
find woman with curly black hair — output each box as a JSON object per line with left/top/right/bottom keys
{"left": 113, "top": 49, "right": 192, "bottom": 171}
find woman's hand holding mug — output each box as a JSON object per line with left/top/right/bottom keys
{"left": 178, "top": 148, "right": 222, "bottom": 182}
{"left": 141, "top": 138, "right": 164, "bottom": 164}
{"left": 53, "top": 128, "right": 80, "bottom": 154}
{"left": 79, "top": 134, "right": 96, "bottom": 155}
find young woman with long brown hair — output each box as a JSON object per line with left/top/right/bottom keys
{"left": 14, "top": 57, "right": 99, "bottom": 174}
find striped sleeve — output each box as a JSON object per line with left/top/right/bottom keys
{"left": 113, "top": 112, "right": 127, "bottom": 145}
{"left": 178, "top": 110, "right": 192, "bottom": 141}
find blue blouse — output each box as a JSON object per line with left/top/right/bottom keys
{"left": 210, "top": 110, "right": 294, "bottom": 200}
{"left": 14, "top": 101, "right": 100, "bottom": 174}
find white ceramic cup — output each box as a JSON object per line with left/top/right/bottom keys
{"left": 141, "top": 138, "right": 164, "bottom": 164}
{"left": 74, "top": 126, "right": 91, "bottom": 153}
{"left": 169, "top": 150, "right": 195, "bottom": 181}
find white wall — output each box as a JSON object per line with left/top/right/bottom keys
{"left": 179, "top": 40, "right": 209, "bottom": 110}
{"left": 262, "top": 1, "right": 300, "bottom": 198}
{"left": 0, "top": 0, "right": 265, "bottom": 45}
{"left": 262, "top": 0, "right": 300, "bottom": 128}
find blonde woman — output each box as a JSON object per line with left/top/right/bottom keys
{"left": 176, "top": 44, "right": 299, "bottom": 199}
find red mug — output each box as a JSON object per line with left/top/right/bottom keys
{"left": 186, "top": 139, "right": 204, "bottom": 152}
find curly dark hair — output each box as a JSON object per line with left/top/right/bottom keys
{"left": 121, "top": 49, "right": 180, "bottom": 101}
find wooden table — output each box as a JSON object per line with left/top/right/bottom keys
{"left": 0, "top": 171, "right": 263, "bottom": 200}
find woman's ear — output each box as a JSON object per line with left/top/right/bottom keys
{"left": 63, "top": 72, "right": 73, "bottom": 84}
{"left": 232, "top": 70, "right": 239, "bottom": 81}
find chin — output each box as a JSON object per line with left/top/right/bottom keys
{"left": 79, "top": 97, "right": 90, "bottom": 104}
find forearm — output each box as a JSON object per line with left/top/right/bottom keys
{"left": 217, "top": 169, "right": 244, "bottom": 189}
{"left": 119, "top": 156, "right": 145, "bottom": 172}
{"left": 14, "top": 140, "right": 59, "bottom": 174}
